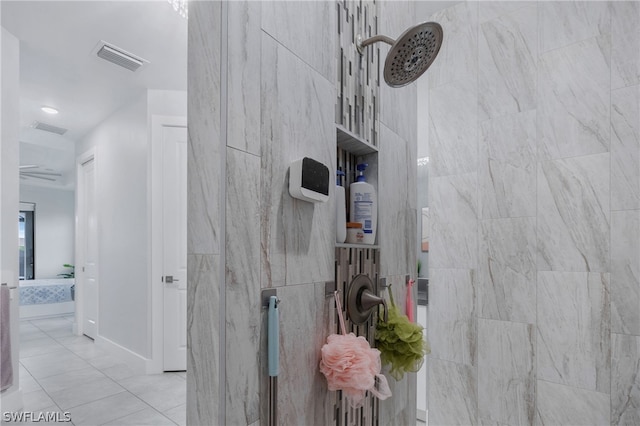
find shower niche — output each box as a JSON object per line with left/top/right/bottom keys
{"left": 337, "top": 126, "right": 379, "bottom": 249}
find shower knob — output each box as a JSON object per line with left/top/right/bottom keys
{"left": 346, "top": 274, "right": 388, "bottom": 325}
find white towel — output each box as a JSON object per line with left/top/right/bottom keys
{"left": 0, "top": 285, "right": 13, "bottom": 391}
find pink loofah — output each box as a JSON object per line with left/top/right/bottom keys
{"left": 319, "top": 291, "right": 391, "bottom": 407}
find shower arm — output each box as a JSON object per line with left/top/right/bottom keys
{"left": 356, "top": 34, "right": 395, "bottom": 55}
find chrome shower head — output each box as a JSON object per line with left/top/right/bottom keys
{"left": 357, "top": 22, "right": 443, "bottom": 88}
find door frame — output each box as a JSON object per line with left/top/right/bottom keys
{"left": 74, "top": 148, "right": 96, "bottom": 337}
{"left": 149, "top": 115, "right": 187, "bottom": 374}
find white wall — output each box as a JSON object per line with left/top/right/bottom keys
{"left": 80, "top": 92, "right": 149, "bottom": 357}
{"left": 1, "top": 25, "right": 23, "bottom": 411}
{"left": 78, "top": 89, "right": 186, "bottom": 361}
{"left": 147, "top": 90, "right": 187, "bottom": 118}
{"left": 20, "top": 185, "right": 75, "bottom": 279}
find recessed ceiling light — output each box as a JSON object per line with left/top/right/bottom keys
{"left": 41, "top": 106, "right": 59, "bottom": 114}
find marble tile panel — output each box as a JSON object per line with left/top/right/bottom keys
{"left": 225, "top": 152, "right": 261, "bottom": 424}
{"left": 261, "top": 0, "right": 335, "bottom": 82}
{"left": 537, "top": 271, "right": 610, "bottom": 392}
{"left": 429, "top": 173, "right": 478, "bottom": 269}
{"left": 536, "top": 380, "right": 609, "bottom": 426}
{"left": 611, "top": 1, "right": 640, "bottom": 89}
{"left": 611, "top": 333, "right": 640, "bottom": 425}
{"left": 429, "top": 78, "right": 478, "bottom": 178}
{"left": 428, "top": 1, "right": 478, "bottom": 88}
{"left": 269, "top": 282, "right": 331, "bottom": 425}
{"left": 478, "top": 1, "right": 536, "bottom": 24}
{"left": 537, "top": 154, "right": 610, "bottom": 272}
{"left": 538, "top": 36, "right": 611, "bottom": 160}
{"left": 379, "top": 0, "right": 415, "bottom": 42}
{"left": 226, "top": 148, "right": 261, "bottom": 287}
{"left": 479, "top": 6, "right": 537, "bottom": 121}
{"left": 611, "top": 210, "right": 640, "bottom": 335}
{"left": 380, "top": 81, "right": 417, "bottom": 147}
{"left": 260, "top": 34, "right": 335, "bottom": 288}
{"left": 227, "top": 1, "right": 261, "bottom": 156}
{"left": 378, "top": 124, "right": 416, "bottom": 277}
{"left": 479, "top": 110, "right": 537, "bottom": 219}
{"left": 188, "top": 0, "right": 221, "bottom": 255}
{"left": 378, "top": 1, "right": 417, "bottom": 144}
{"left": 478, "top": 319, "right": 535, "bottom": 426}
{"left": 611, "top": 85, "right": 640, "bottom": 211}
{"left": 187, "top": 254, "right": 220, "bottom": 426}
{"left": 479, "top": 217, "right": 536, "bottom": 323}
{"left": 428, "top": 268, "right": 476, "bottom": 366}
{"left": 379, "top": 370, "right": 416, "bottom": 426}
{"left": 225, "top": 150, "right": 261, "bottom": 426}
{"left": 539, "top": 1, "right": 610, "bottom": 53}
{"left": 429, "top": 358, "right": 477, "bottom": 425}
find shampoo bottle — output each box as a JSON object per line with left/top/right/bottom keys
{"left": 336, "top": 170, "right": 347, "bottom": 243}
{"left": 349, "top": 163, "right": 377, "bottom": 245}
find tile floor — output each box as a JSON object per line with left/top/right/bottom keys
{"left": 6, "top": 315, "right": 185, "bottom": 426}
{"left": 8, "top": 315, "right": 427, "bottom": 426}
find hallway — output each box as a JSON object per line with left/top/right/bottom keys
{"left": 10, "top": 316, "right": 185, "bottom": 425}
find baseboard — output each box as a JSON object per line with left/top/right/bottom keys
{"left": 19, "top": 302, "right": 74, "bottom": 320}
{"left": 0, "top": 388, "right": 23, "bottom": 413}
{"left": 95, "top": 335, "right": 149, "bottom": 374}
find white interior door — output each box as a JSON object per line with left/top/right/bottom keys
{"left": 162, "top": 125, "right": 187, "bottom": 371}
{"left": 81, "top": 157, "right": 98, "bottom": 339}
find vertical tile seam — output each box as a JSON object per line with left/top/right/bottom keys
{"left": 608, "top": 1, "right": 613, "bottom": 416}
{"left": 535, "top": 1, "right": 540, "bottom": 423}
{"left": 219, "top": 1, "right": 229, "bottom": 424}
{"left": 474, "top": 1, "right": 480, "bottom": 423}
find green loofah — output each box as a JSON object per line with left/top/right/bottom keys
{"left": 375, "top": 286, "right": 431, "bottom": 381}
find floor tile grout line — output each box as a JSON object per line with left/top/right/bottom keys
{"left": 17, "top": 315, "right": 185, "bottom": 425}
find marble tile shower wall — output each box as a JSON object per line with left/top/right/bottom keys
{"left": 187, "top": 2, "right": 222, "bottom": 425}
{"left": 189, "top": 2, "right": 418, "bottom": 425}
{"left": 427, "top": 1, "right": 640, "bottom": 425}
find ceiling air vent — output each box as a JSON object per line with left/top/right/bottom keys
{"left": 30, "top": 121, "right": 67, "bottom": 135}
{"left": 96, "top": 42, "right": 147, "bottom": 72}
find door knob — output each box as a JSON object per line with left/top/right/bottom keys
{"left": 165, "top": 275, "right": 180, "bottom": 283}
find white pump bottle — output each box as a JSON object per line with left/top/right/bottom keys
{"left": 349, "top": 163, "right": 377, "bottom": 245}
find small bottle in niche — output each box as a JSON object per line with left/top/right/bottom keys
{"left": 346, "top": 222, "right": 365, "bottom": 244}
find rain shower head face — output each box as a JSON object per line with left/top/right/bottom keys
{"left": 384, "top": 22, "right": 443, "bottom": 87}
